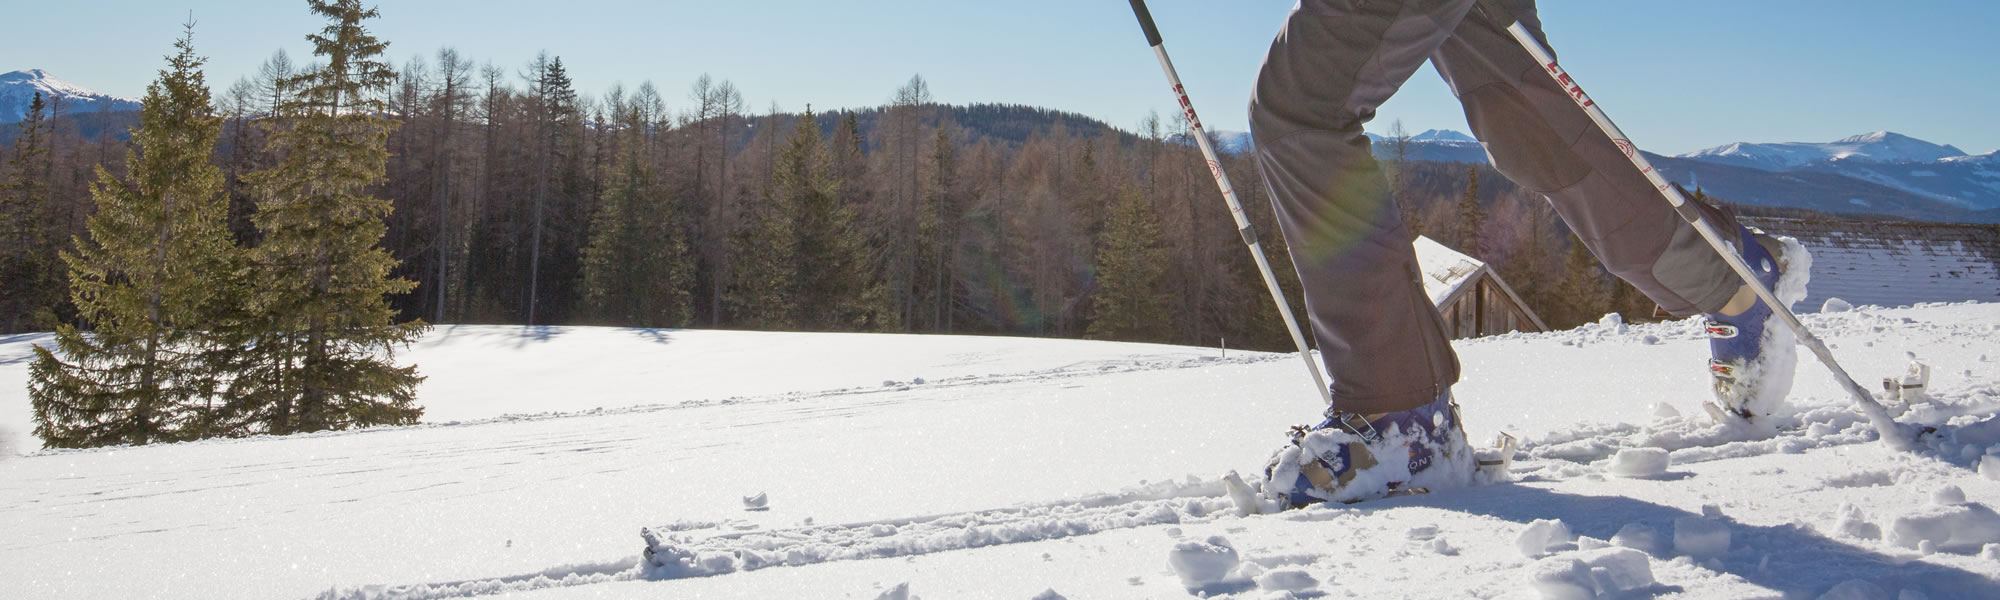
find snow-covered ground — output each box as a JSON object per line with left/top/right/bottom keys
{"left": 3, "top": 303, "right": 1999, "bottom": 599}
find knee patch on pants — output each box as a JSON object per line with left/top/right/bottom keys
{"left": 1459, "top": 84, "right": 1592, "bottom": 194}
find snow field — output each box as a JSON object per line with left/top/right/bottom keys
{"left": 2, "top": 303, "right": 1999, "bottom": 598}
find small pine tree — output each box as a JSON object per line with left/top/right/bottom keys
{"left": 1555, "top": 233, "right": 1611, "bottom": 327}
{"left": 228, "top": 0, "right": 425, "bottom": 435}
{"left": 1, "top": 92, "right": 59, "bottom": 333}
{"left": 1456, "top": 166, "right": 1484, "bottom": 256}
{"left": 28, "top": 26, "right": 239, "bottom": 448}
{"left": 1087, "top": 185, "right": 1170, "bottom": 341}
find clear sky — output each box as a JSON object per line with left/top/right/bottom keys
{"left": 10, "top": 0, "right": 1998, "bottom": 155}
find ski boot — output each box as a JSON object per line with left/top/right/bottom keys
{"left": 1237, "top": 390, "right": 1477, "bottom": 512}
{"left": 1703, "top": 225, "right": 1811, "bottom": 426}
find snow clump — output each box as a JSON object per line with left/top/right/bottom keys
{"left": 1517, "top": 519, "right": 1576, "bottom": 558}
{"left": 1168, "top": 536, "right": 1246, "bottom": 592}
{"left": 1673, "top": 517, "right": 1731, "bottom": 558}
{"left": 1606, "top": 448, "right": 1670, "bottom": 478}
{"left": 1527, "top": 547, "right": 1656, "bottom": 600}
{"left": 1822, "top": 298, "right": 1854, "bottom": 313}
{"left": 1815, "top": 579, "right": 1890, "bottom": 600}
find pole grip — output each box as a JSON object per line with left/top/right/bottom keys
{"left": 1129, "top": 0, "right": 1164, "bottom": 47}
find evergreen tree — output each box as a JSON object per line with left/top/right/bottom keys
{"left": 27, "top": 27, "right": 238, "bottom": 448}
{"left": 1456, "top": 166, "right": 1484, "bottom": 256}
{"left": 229, "top": 0, "right": 425, "bottom": 435}
{"left": 579, "top": 100, "right": 692, "bottom": 327}
{"left": 1086, "top": 185, "right": 1170, "bottom": 341}
{"left": 726, "top": 111, "right": 800, "bottom": 330}
{"left": 783, "top": 108, "right": 882, "bottom": 330}
{"left": 1, "top": 92, "right": 58, "bottom": 333}
{"left": 1554, "top": 233, "right": 1611, "bottom": 327}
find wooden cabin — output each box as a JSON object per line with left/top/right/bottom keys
{"left": 1414, "top": 236, "right": 1549, "bottom": 339}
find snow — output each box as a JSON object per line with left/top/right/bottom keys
{"left": 1414, "top": 234, "right": 1484, "bottom": 305}
{"left": 3, "top": 303, "right": 2000, "bottom": 599}
{"left": 1681, "top": 131, "right": 1968, "bottom": 171}
{"left": 1527, "top": 547, "right": 1657, "bottom": 599}
{"left": 1605, "top": 447, "right": 1671, "bottom": 478}
{"left": 1517, "top": 519, "right": 1576, "bottom": 558}
{"left": 1167, "top": 536, "right": 1245, "bottom": 593}
{"left": 1672, "top": 516, "right": 1733, "bottom": 558}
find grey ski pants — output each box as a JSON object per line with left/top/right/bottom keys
{"left": 1249, "top": 0, "right": 1743, "bottom": 414}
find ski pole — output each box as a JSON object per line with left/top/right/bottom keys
{"left": 1480, "top": 6, "right": 1912, "bottom": 449}
{"left": 1128, "top": 0, "right": 1334, "bottom": 408}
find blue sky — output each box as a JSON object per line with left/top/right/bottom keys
{"left": 11, "top": 0, "right": 1998, "bottom": 154}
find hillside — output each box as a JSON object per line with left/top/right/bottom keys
{"left": 4, "top": 304, "right": 1999, "bottom": 598}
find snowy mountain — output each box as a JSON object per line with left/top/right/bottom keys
{"left": 1681, "top": 131, "right": 1969, "bottom": 171}
{"left": 5, "top": 304, "right": 2000, "bottom": 598}
{"left": 1669, "top": 131, "right": 2000, "bottom": 217}
{"left": 1409, "top": 128, "right": 1478, "bottom": 143}
{"left": 0, "top": 69, "right": 140, "bottom": 123}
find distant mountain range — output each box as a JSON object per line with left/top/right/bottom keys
{"left": 1211, "top": 127, "right": 2000, "bottom": 223}
{"left": 0, "top": 69, "right": 139, "bottom": 123}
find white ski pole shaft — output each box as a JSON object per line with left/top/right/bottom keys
{"left": 1129, "top": 0, "right": 1333, "bottom": 408}
{"left": 1493, "top": 19, "right": 1909, "bottom": 448}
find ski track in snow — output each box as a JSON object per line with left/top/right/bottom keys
{"left": 4, "top": 304, "right": 2000, "bottom": 599}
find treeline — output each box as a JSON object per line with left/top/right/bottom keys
{"left": 0, "top": 2, "right": 1686, "bottom": 447}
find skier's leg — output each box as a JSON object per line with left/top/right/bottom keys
{"left": 1433, "top": 3, "right": 1807, "bottom": 421}
{"left": 1249, "top": 0, "right": 1479, "bottom": 416}
{"left": 1429, "top": 2, "right": 1742, "bottom": 316}
{"left": 1246, "top": 0, "right": 1485, "bottom": 510}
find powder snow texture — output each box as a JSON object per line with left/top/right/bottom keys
{"left": 1527, "top": 548, "right": 1656, "bottom": 600}
{"left": 0, "top": 424, "right": 13, "bottom": 461}
{"left": 7, "top": 304, "right": 2000, "bottom": 599}
{"left": 1518, "top": 519, "right": 1576, "bottom": 558}
{"left": 1674, "top": 517, "right": 1732, "bottom": 558}
{"left": 1606, "top": 448, "right": 1670, "bottom": 478}
{"left": 1168, "top": 536, "right": 1243, "bottom": 592}
{"left": 874, "top": 582, "right": 910, "bottom": 600}
{"left": 1887, "top": 502, "right": 2000, "bottom": 553}
{"left": 1817, "top": 579, "right": 1892, "bottom": 600}
{"left": 1611, "top": 523, "right": 1663, "bottom": 555}
{"left": 1834, "top": 504, "right": 1884, "bottom": 541}
{"left": 1255, "top": 569, "right": 1320, "bottom": 592}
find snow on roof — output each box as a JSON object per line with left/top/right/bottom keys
{"left": 1413, "top": 235, "right": 1484, "bottom": 306}
{"left": 1747, "top": 218, "right": 2000, "bottom": 311}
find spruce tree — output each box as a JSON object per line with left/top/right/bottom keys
{"left": 779, "top": 108, "right": 880, "bottom": 330}
{"left": 1086, "top": 185, "right": 1169, "bottom": 341}
{"left": 726, "top": 113, "right": 800, "bottom": 329}
{"left": 230, "top": 0, "right": 425, "bottom": 435}
{"left": 1, "top": 92, "right": 58, "bottom": 333}
{"left": 1456, "top": 166, "right": 1484, "bottom": 256}
{"left": 579, "top": 100, "right": 692, "bottom": 327}
{"left": 27, "top": 27, "right": 238, "bottom": 448}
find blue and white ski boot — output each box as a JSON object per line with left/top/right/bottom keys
{"left": 1229, "top": 391, "right": 1479, "bottom": 513}
{"left": 1703, "top": 225, "right": 1812, "bottom": 426}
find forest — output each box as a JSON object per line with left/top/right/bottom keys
{"left": 0, "top": 1, "right": 1662, "bottom": 447}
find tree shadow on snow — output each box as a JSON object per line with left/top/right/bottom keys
{"left": 0, "top": 333, "right": 52, "bottom": 365}
{"left": 1388, "top": 484, "right": 2000, "bottom": 599}
{"left": 629, "top": 328, "right": 676, "bottom": 345}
